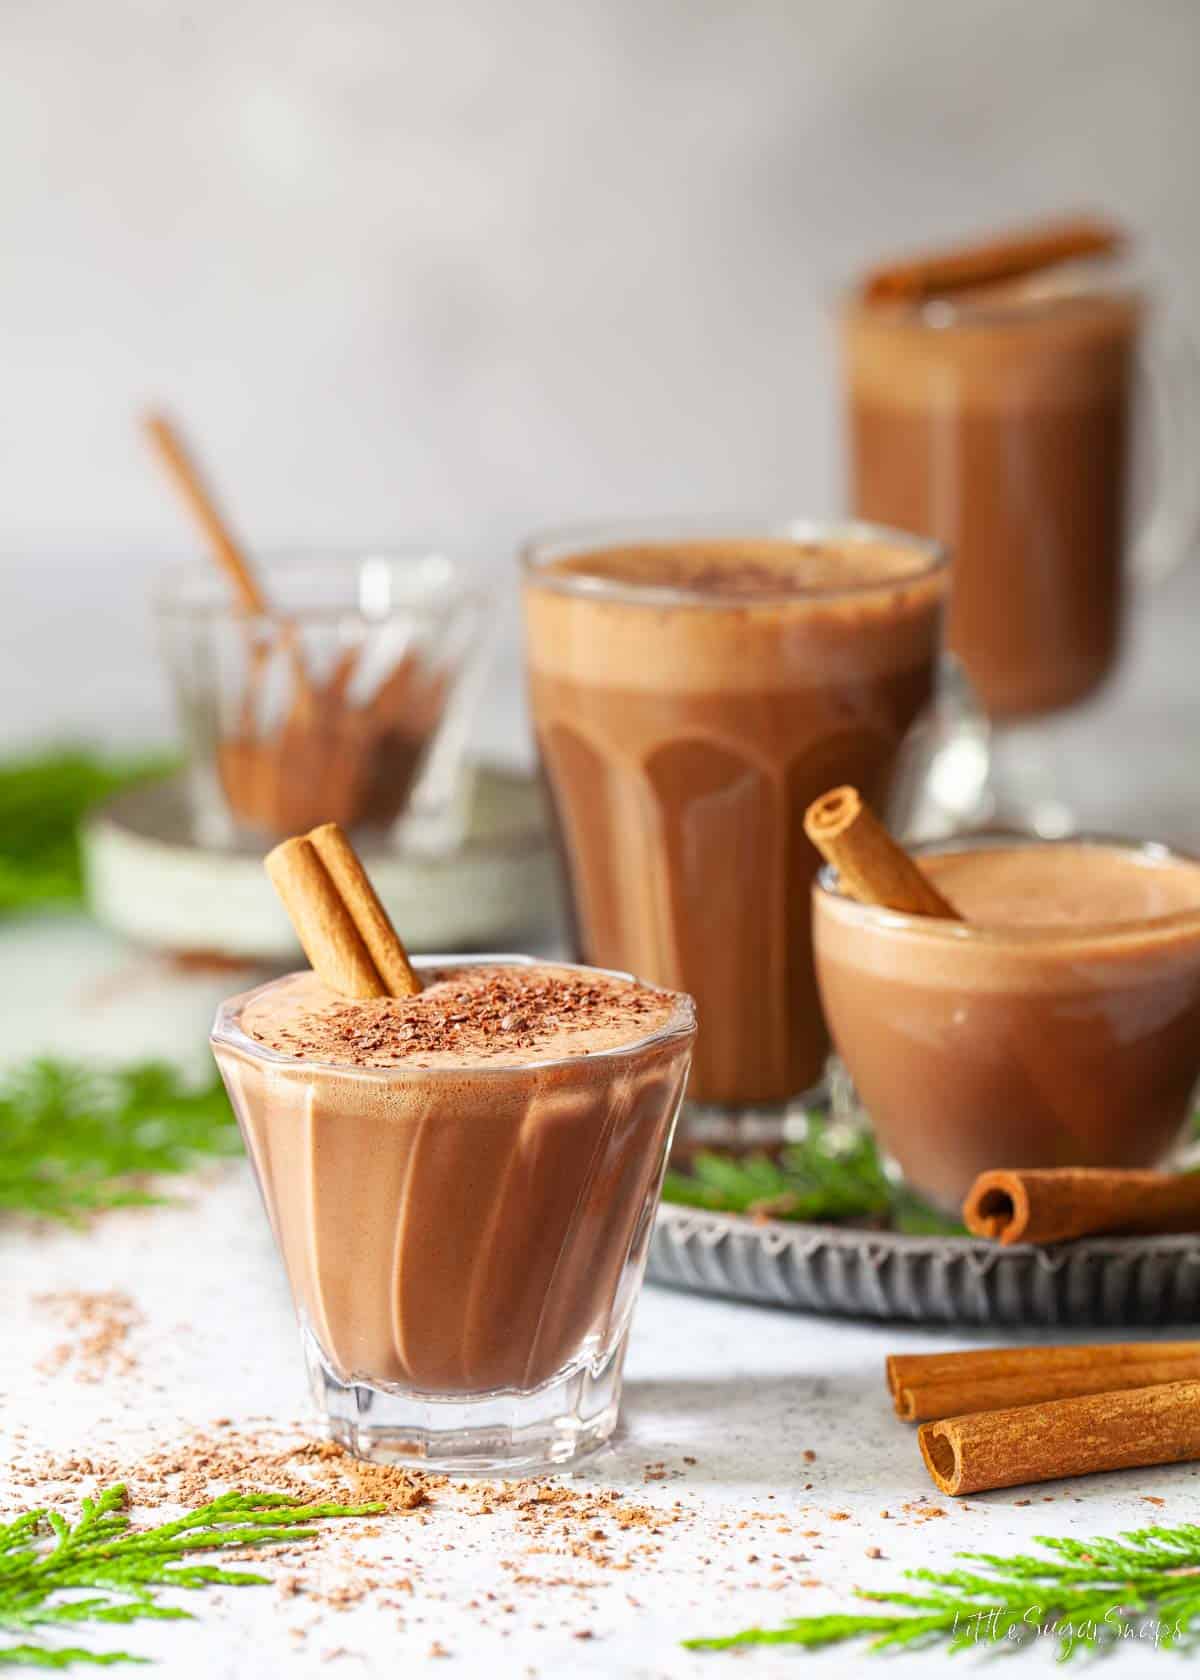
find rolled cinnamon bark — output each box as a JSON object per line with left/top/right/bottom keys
{"left": 308, "top": 822, "right": 421, "bottom": 997}
{"left": 861, "top": 213, "right": 1125, "bottom": 306}
{"left": 919, "top": 1379, "right": 1200, "bottom": 1496}
{"left": 266, "top": 823, "right": 422, "bottom": 999}
{"left": 963, "top": 1167, "right": 1200, "bottom": 1246}
{"left": 265, "top": 835, "right": 386, "bottom": 999}
{"left": 804, "top": 787, "right": 959, "bottom": 919}
{"left": 897, "top": 1354, "right": 1200, "bottom": 1424}
{"left": 886, "top": 1341, "right": 1200, "bottom": 1408}
{"left": 142, "top": 411, "right": 264, "bottom": 614}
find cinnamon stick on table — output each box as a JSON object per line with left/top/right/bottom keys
{"left": 887, "top": 1342, "right": 1200, "bottom": 1424}
{"left": 265, "top": 821, "right": 421, "bottom": 999}
{"left": 861, "top": 213, "right": 1125, "bottom": 307}
{"left": 884, "top": 1340, "right": 1200, "bottom": 1401}
{"left": 919, "top": 1379, "right": 1200, "bottom": 1497}
{"left": 963, "top": 1167, "right": 1200, "bottom": 1247}
{"left": 804, "top": 786, "right": 960, "bottom": 919}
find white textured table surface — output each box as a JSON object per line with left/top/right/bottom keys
{"left": 2, "top": 916, "right": 1198, "bottom": 1676}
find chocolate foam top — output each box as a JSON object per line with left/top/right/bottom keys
{"left": 925, "top": 844, "right": 1200, "bottom": 929}
{"left": 816, "top": 843, "right": 1200, "bottom": 994}
{"left": 524, "top": 536, "right": 946, "bottom": 691}
{"left": 239, "top": 963, "right": 683, "bottom": 1069}
{"left": 842, "top": 288, "right": 1141, "bottom": 411}
{"left": 542, "top": 538, "right": 929, "bottom": 599}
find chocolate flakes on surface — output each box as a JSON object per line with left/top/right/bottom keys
{"left": 243, "top": 964, "right": 678, "bottom": 1068}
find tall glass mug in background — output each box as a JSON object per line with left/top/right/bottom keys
{"left": 841, "top": 224, "right": 1200, "bottom": 830}
{"left": 521, "top": 521, "right": 949, "bottom": 1138}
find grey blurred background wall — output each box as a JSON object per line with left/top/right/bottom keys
{"left": 2, "top": 0, "right": 1198, "bottom": 762}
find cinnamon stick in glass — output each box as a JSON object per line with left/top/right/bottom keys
{"left": 804, "top": 786, "right": 959, "bottom": 919}
{"left": 265, "top": 822, "right": 421, "bottom": 999}
{"left": 142, "top": 411, "right": 265, "bottom": 614}
{"left": 963, "top": 1167, "right": 1200, "bottom": 1246}
{"left": 892, "top": 1346, "right": 1200, "bottom": 1424}
{"left": 308, "top": 821, "right": 421, "bottom": 998}
{"left": 861, "top": 213, "right": 1125, "bottom": 307}
{"left": 919, "top": 1379, "right": 1200, "bottom": 1497}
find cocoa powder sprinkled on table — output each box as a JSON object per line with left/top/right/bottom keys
{"left": 2, "top": 1434, "right": 853, "bottom": 1643}
{"left": 6, "top": 1426, "right": 440, "bottom": 1514}
{"left": 33, "top": 1290, "right": 144, "bottom": 1383}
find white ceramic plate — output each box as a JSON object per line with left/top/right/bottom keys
{"left": 82, "top": 765, "right": 562, "bottom": 958}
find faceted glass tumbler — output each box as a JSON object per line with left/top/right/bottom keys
{"left": 211, "top": 957, "right": 695, "bottom": 1473}
{"left": 520, "top": 516, "right": 949, "bottom": 1149}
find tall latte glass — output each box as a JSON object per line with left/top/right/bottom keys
{"left": 521, "top": 520, "right": 949, "bottom": 1134}
{"left": 841, "top": 246, "right": 1200, "bottom": 828}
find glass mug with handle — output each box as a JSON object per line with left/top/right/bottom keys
{"left": 841, "top": 230, "right": 1200, "bottom": 832}
{"left": 520, "top": 519, "right": 950, "bottom": 1141}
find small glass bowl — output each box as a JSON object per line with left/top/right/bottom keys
{"left": 156, "top": 550, "right": 489, "bottom": 852}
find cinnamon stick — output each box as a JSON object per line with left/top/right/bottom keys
{"left": 308, "top": 821, "right": 421, "bottom": 998}
{"left": 265, "top": 824, "right": 421, "bottom": 998}
{"left": 142, "top": 411, "right": 265, "bottom": 614}
{"left": 963, "top": 1167, "right": 1200, "bottom": 1247}
{"left": 804, "top": 786, "right": 959, "bottom": 919}
{"left": 895, "top": 1350, "right": 1200, "bottom": 1424}
{"left": 861, "top": 213, "right": 1125, "bottom": 307}
{"left": 886, "top": 1341, "right": 1200, "bottom": 1406}
{"left": 265, "top": 836, "right": 386, "bottom": 999}
{"left": 919, "top": 1379, "right": 1200, "bottom": 1496}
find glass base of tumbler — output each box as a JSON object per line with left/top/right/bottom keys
{"left": 677, "top": 1080, "right": 826, "bottom": 1151}
{"left": 302, "top": 1329, "right": 625, "bottom": 1474}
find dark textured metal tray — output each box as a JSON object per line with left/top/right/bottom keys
{"left": 648, "top": 1205, "right": 1200, "bottom": 1326}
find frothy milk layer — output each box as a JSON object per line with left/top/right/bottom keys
{"left": 241, "top": 964, "right": 681, "bottom": 1068}
{"left": 817, "top": 843, "right": 1200, "bottom": 993}
{"left": 843, "top": 291, "right": 1141, "bottom": 412}
{"left": 546, "top": 539, "right": 926, "bottom": 596}
{"left": 524, "top": 537, "right": 946, "bottom": 691}
{"left": 929, "top": 844, "right": 1200, "bottom": 927}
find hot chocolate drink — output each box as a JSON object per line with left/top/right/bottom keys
{"left": 522, "top": 528, "right": 947, "bottom": 1111}
{"left": 211, "top": 957, "right": 694, "bottom": 1466}
{"left": 843, "top": 277, "right": 1142, "bottom": 719}
{"left": 814, "top": 839, "right": 1200, "bottom": 1207}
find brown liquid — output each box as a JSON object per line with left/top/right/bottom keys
{"left": 218, "top": 653, "right": 447, "bottom": 837}
{"left": 843, "top": 288, "right": 1142, "bottom": 719}
{"left": 814, "top": 843, "right": 1200, "bottom": 1207}
{"left": 214, "top": 964, "right": 693, "bottom": 1394}
{"left": 523, "top": 537, "right": 946, "bottom": 1106}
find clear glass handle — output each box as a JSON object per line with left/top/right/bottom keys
{"left": 1133, "top": 312, "right": 1200, "bottom": 586}
{"left": 889, "top": 653, "right": 990, "bottom": 841}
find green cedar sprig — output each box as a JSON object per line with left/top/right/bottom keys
{"left": 0, "top": 1484, "right": 384, "bottom": 1669}
{"left": 684, "top": 1523, "right": 1200, "bottom": 1657}
{"left": 0, "top": 1058, "right": 240, "bottom": 1224}
{"left": 661, "top": 1121, "right": 963, "bottom": 1235}
{"left": 0, "top": 747, "right": 177, "bottom": 915}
